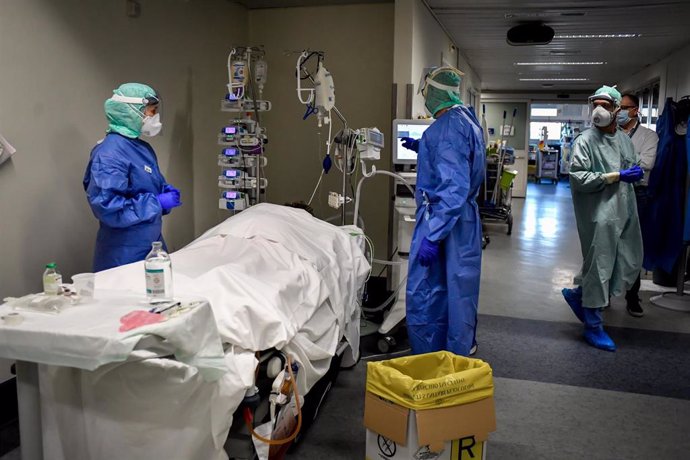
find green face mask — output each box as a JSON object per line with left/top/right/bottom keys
{"left": 424, "top": 85, "right": 462, "bottom": 118}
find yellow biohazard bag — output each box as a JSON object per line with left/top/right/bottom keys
{"left": 366, "top": 351, "right": 493, "bottom": 410}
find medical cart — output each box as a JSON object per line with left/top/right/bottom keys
{"left": 479, "top": 147, "right": 516, "bottom": 235}
{"left": 535, "top": 148, "right": 559, "bottom": 184}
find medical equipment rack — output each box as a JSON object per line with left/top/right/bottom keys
{"left": 219, "top": 46, "right": 270, "bottom": 212}
{"left": 535, "top": 148, "right": 559, "bottom": 184}
{"left": 479, "top": 148, "right": 515, "bottom": 235}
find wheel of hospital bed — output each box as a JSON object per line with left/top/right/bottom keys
{"left": 377, "top": 335, "right": 397, "bottom": 354}
{"left": 227, "top": 345, "right": 350, "bottom": 458}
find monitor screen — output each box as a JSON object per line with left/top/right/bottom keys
{"left": 393, "top": 119, "right": 434, "bottom": 164}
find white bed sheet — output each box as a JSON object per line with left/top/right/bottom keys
{"left": 96, "top": 203, "right": 369, "bottom": 391}
{"left": 40, "top": 204, "right": 370, "bottom": 460}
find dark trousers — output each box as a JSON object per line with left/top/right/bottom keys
{"left": 626, "top": 186, "right": 649, "bottom": 301}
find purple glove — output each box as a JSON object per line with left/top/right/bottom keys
{"left": 620, "top": 165, "right": 643, "bottom": 183}
{"left": 158, "top": 191, "right": 182, "bottom": 211}
{"left": 418, "top": 237, "right": 440, "bottom": 267}
{"left": 163, "top": 184, "right": 180, "bottom": 195}
{"left": 401, "top": 137, "right": 420, "bottom": 153}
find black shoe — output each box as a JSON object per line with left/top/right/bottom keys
{"left": 626, "top": 299, "right": 644, "bottom": 318}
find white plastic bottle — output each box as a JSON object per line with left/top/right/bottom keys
{"left": 144, "top": 242, "right": 173, "bottom": 302}
{"left": 43, "top": 263, "right": 62, "bottom": 295}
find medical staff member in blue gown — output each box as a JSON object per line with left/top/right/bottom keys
{"left": 562, "top": 85, "right": 643, "bottom": 352}
{"left": 401, "top": 66, "right": 486, "bottom": 357}
{"left": 84, "top": 83, "right": 182, "bottom": 272}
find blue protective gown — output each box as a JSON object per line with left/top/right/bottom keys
{"left": 643, "top": 99, "right": 687, "bottom": 273}
{"left": 83, "top": 133, "right": 168, "bottom": 272}
{"left": 406, "top": 106, "right": 486, "bottom": 356}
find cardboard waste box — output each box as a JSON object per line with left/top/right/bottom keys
{"left": 364, "top": 351, "right": 496, "bottom": 460}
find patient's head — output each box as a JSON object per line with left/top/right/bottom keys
{"left": 285, "top": 202, "right": 315, "bottom": 216}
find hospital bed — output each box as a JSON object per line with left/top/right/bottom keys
{"left": 0, "top": 203, "right": 370, "bottom": 460}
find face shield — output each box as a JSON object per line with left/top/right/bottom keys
{"left": 418, "top": 66, "right": 465, "bottom": 117}
{"left": 110, "top": 93, "right": 160, "bottom": 106}
{"left": 110, "top": 92, "right": 162, "bottom": 137}
{"left": 418, "top": 66, "right": 465, "bottom": 98}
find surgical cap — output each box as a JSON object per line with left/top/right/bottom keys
{"left": 423, "top": 68, "right": 463, "bottom": 117}
{"left": 589, "top": 85, "right": 622, "bottom": 107}
{"left": 105, "top": 83, "right": 158, "bottom": 139}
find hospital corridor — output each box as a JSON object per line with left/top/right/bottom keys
{"left": 279, "top": 183, "right": 690, "bottom": 459}
{"left": 2, "top": 1, "right": 690, "bottom": 459}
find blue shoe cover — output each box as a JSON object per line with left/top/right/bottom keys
{"left": 583, "top": 327, "right": 616, "bottom": 352}
{"left": 562, "top": 287, "right": 584, "bottom": 323}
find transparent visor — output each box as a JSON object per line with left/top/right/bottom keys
{"left": 110, "top": 92, "right": 161, "bottom": 118}
{"left": 588, "top": 94, "right": 617, "bottom": 110}
{"left": 418, "top": 66, "right": 464, "bottom": 97}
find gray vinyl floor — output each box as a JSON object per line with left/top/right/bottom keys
{"left": 4, "top": 182, "right": 690, "bottom": 459}
{"left": 287, "top": 182, "right": 690, "bottom": 460}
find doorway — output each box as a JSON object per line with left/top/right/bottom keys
{"left": 528, "top": 102, "right": 589, "bottom": 195}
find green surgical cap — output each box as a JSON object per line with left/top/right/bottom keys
{"left": 590, "top": 85, "right": 622, "bottom": 107}
{"left": 105, "top": 83, "right": 158, "bottom": 139}
{"left": 424, "top": 69, "right": 463, "bottom": 117}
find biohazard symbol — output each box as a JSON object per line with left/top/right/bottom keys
{"left": 377, "top": 435, "right": 397, "bottom": 458}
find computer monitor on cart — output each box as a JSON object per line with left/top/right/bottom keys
{"left": 392, "top": 119, "right": 434, "bottom": 165}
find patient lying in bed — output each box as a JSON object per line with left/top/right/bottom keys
{"left": 40, "top": 204, "right": 370, "bottom": 460}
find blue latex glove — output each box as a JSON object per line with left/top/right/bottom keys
{"left": 163, "top": 184, "right": 180, "bottom": 195}
{"left": 401, "top": 137, "right": 420, "bottom": 153}
{"left": 418, "top": 237, "right": 440, "bottom": 267}
{"left": 619, "top": 165, "right": 643, "bottom": 183}
{"left": 158, "top": 191, "right": 182, "bottom": 211}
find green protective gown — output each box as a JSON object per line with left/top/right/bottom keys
{"left": 569, "top": 127, "right": 643, "bottom": 308}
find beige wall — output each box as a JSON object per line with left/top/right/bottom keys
{"left": 0, "top": 0, "right": 247, "bottom": 381}
{"left": 394, "top": 0, "right": 481, "bottom": 119}
{"left": 248, "top": 3, "right": 395, "bottom": 258}
{"left": 0, "top": 0, "right": 246, "bottom": 297}
{"left": 618, "top": 42, "right": 690, "bottom": 113}
{"left": 483, "top": 102, "right": 528, "bottom": 151}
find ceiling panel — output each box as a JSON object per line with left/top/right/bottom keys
{"left": 428, "top": 0, "right": 690, "bottom": 92}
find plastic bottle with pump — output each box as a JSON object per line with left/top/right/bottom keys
{"left": 43, "top": 263, "right": 62, "bottom": 295}
{"left": 144, "top": 242, "right": 173, "bottom": 302}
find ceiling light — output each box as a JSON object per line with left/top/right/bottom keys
{"left": 504, "top": 11, "right": 586, "bottom": 19}
{"left": 555, "top": 33, "right": 641, "bottom": 39}
{"left": 549, "top": 50, "right": 581, "bottom": 55}
{"left": 519, "top": 78, "right": 590, "bottom": 81}
{"left": 515, "top": 61, "right": 605, "bottom": 66}
{"left": 504, "top": 12, "right": 549, "bottom": 19}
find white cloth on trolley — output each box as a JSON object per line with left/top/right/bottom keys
{"left": 0, "top": 293, "right": 227, "bottom": 380}
{"left": 39, "top": 204, "right": 369, "bottom": 460}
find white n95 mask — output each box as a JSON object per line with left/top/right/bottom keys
{"left": 141, "top": 113, "right": 162, "bottom": 137}
{"left": 591, "top": 106, "right": 614, "bottom": 128}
